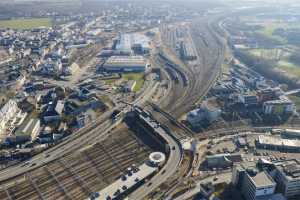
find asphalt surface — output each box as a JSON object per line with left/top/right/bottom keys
{"left": 0, "top": 14, "right": 242, "bottom": 200}
{"left": 128, "top": 110, "right": 183, "bottom": 200}
{"left": 173, "top": 172, "right": 232, "bottom": 200}
{"left": 0, "top": 76, "right": 158, "bottom": 185}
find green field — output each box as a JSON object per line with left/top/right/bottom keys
{"left": 0, "top": 18, "right": 52, "bottom": 29}
{"left": 122, "top": 73, "right": 145, "bottom": 92}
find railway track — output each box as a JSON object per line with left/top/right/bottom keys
{"left": 0, "top": 16, "right": 227, "bottom": 200}
{"left": 0, "top": 126, "right": 151, "bottom": 200}
{"left": 155, "top": 53, "right": 189, "bottom": 113}
{"left": 156, "top": 51, "right": 195, "bottom": 116}
{"left": 157, "top": 19, "right": 225, "bottom": 120}
{"left": 148, "top": 102, "right": 194, "bottom": 138}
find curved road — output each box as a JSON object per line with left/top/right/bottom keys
{"left": 0, "top": 77, "right": 159, "bottom": 185}
{"left": 128, "top": 108, "right": 183, "bottom": 200}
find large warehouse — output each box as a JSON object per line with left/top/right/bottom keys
{"left": 103, "top": 56, "right": 148, "bottom": 72}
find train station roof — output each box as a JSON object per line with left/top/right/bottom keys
{"left": 94, "top": 163, "right": 157, "bottom": 200}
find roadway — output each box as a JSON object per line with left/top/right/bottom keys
{"left": 128, "top": 107, "right": 183, "bottom": 200}
{"left": 0, "top": 13, "right": 238, "bottom": 200}
{"left": 0, "top": 73, "right": 159, "bottom": 185}
{"left": 173, "top": 172, "right": 232, "bottom": 200}
{"left": 126, "top": 16, "right": 228, "bottom": 200}
{"left": 0, "top": 110, "right": 118, "bottom": 184}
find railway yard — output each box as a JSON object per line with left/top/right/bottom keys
{"left": 0, "top": 124, "right": 151, "bottom": 200}
{"left": 1, "top": 1, "right": 300, "bottom": 200}
{"left": 158, "top": 18, "right": 225, "bottom": 119}
{"left": 0, "top": 9, "right": 254, "bottom": 200}
{"left": 0, "top": 15, "right": 227, "bottom": 199}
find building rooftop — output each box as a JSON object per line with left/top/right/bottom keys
{"left": 104, "top": 56, "right": 146, "bottom": 68}
{"left": 14, "top": 117, "right": 39, "bottom": 137}
{"left": 95, "top": 163, "right": 157, "bottom": 200}
{"left": 116, "top": 33, "right": 150, "bottom": 52}
{"left": 275, "top": 159, "right": 300, "bottom": 180}
{"left": 236, "top": 162, "right": 276, "bottom": 188}
{"left": 55, "top": 100, "right": 64, "bottom": 115}
{"left": 281, "top": 129, "right": 300, "bottom": 138}
{"left": 250, "top": 171, "right": 275, "bottom": 188}
{"left": 264, "top": 95, "right": 293, "bottom": 105}
{"left": 237, "top": 137, "right": 247, "bottom": 146}
{"left": 258, "top": 135, "right": 300, "bottom": 149}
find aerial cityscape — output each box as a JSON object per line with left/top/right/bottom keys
{"left": 1, "top": 0, "right": 300, "bottom": 200}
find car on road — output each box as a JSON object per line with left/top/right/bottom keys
{"left": 21, "top": 162, "right": 30, "bottom": 167}
{"left": 30, "top": 163, "right": 36, "bottom": 167}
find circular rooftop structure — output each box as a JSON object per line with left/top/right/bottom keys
{"left": 149, "top": 152, "right": 166, "bottom": 166}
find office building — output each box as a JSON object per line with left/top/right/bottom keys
{"left": 263, "top": 96, "right": 295, "bottom": 115}
{"left": 232, "top": 163, "right": 277, "bottom": 200}
{"left": 238, "top": 93, "right": 258, "bottom": 106}
{"left": 186, "top": 103, "right": 221, "bottom": 127}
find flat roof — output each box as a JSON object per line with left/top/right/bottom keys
{"left": 104, "top": 56, "right": 146, "bottom": 68}
{"left": 258, "top": 135, "right": 300, "bottom": 148}
{"left": 264, "top": 95, "right": 293, "bottom": 105}
{"left": 282, "top": 129, "right": 300, "bottom": 136}
{"left": 236, "top": 162, "right": 275, "bottom": 188}
{"left": 250, "top": 171, "right": 275, "bottom": 188}
{"left": 275, "top": 160, "right": 300, "bottom": 180}
{"left": 95, "top": 163, "right": 157, "bottom": 200}
{"left": 116, "top": 33, "right": 150, "bottom": 52}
